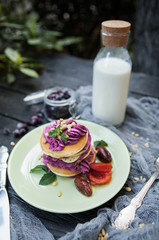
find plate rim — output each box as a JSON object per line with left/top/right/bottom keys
{"left": 8, "top": 120, "right": 130, "bottom": 213}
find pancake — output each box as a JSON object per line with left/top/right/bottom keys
{"left": 59, "top": 145, "right": 91, "bottom": 163}
{"left": 47, "top": 154, "right": 95, "bottom": 177}
{"left": 40, "top": 119, "right": 96, "bottom": 177}
{"left": 40, "top": 132, "right": 88, "bottom": 158}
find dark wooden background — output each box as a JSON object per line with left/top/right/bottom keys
{"left": 0, "top": 54, "right": 159, "bottom": 153}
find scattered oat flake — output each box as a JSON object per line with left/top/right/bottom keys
{"left": 146, "top": 138, "right": 150, "bottom": 141}
{"left": 140, "top": 137, "right": 144, "bottom": 140}
{"left": 58, "top": 191, "right": 62, "bottom": 197}
{"left": 10, "top": 141, "right": 15, "bottom": 146}
{"left": 135, "top": 133, "right": 139, "bottom": 137}
{"left": 98, "top": 228, "right": 108, "bottom": 240}
{"left": 101, "top": 228, "right": 106, "bottom": 236}
{"left": 131, "top": 132, "right": 135, "bottom": 135}
{"left": 152, "top": 222, "right": 155, "bottom": 224}
{"left": 129, "top": 152, "right": 132, "bottom": 157}
{"left": 98, "top": 233, "right": 102, "bottom": 238}
{"left": 143, "top": 177, "right": 146, "bottom": 182}
{"left": 125, "top": 187, "right": 131, "bottom": 192}
{"left": 134, "top": 177, "right": 139, "bottom": 181}
{"left": 133, "top": 144, "right": 138, "bottom": 148}
{"left": 53, "top": 181, "right": 58, "bottom": 186}
{"left": 144, "top": 143, "right": 150, "bottom": 148}
{"left": 139, "top": 223, "right": 145, "bottom": 228}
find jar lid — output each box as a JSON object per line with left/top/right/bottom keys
{"left": 101, "top": 20, "right": 131, "bottom": 47}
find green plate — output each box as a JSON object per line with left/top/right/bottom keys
{"left": 8, "top": 120, "right": 130, "bottom": 213}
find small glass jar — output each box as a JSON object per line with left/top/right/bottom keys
{"left": 44, "top": 87, "right": 77, "bottom": 121}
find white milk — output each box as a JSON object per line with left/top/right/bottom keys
{"left": 92, "top": 57, "right": 131, "bottom": 125}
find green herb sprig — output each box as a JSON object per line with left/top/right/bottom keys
{"left": 48, "top": 125, "right": 69, "bottom": 141}
{"left": 30, "top": 165, "right": 56, "bottom": 185}
{"left": 94, "top": 140, "right": 108, "bottom": 148}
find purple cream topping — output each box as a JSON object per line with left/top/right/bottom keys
{"left": 43, "top": 119, "right": 88, "bottom": 151}
{"left": 43, "top": 147, "right": 95, "bottom": 174}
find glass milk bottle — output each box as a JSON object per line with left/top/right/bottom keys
{"left": 92, "top": 20, "right": 132, "bottom": 125}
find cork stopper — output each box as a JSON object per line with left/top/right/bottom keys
{"left": 101, "top": 20, "right": 131, "bottom": 47}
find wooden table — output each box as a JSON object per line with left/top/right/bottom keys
{"left": 0, "top": 54, "right": 159, "bottom": 239}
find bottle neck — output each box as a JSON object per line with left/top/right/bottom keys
{"left": 101, "top": 30, "right": 130, "bottom": 48}
{"left": 95, "top": 45, "right": 132, "bottom": 66}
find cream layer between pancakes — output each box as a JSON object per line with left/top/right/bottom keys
{"left": 43, "top": 146, "right": 95, "bottom": 174}
{"left": 43, "top": 131, "right": 91, "bottom": 163}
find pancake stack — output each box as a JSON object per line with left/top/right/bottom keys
{"left": 40, "top": 119, "right": 96, "bottom": 177}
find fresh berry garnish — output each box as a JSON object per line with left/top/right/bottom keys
{"left": 87, "top": 170, "right": 112, "bottom": 185}
{"left": 90, "top": 163, "right": 113, "bottom": 173}
{"left": 3, "top": 128, "right": 10, "bottom": 135}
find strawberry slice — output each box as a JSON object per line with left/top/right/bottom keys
{"left": 90, "top": 162, "right": 112, "bottom": 173}
{"left": 87, "top": 169, "right": 112, "bottom": 185}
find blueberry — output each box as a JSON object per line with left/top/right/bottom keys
{"left": 25, "top": 120, "right": 31, "bottom": 126}
{"left": 57, "top": 89, "right": 62, "bottom": 94}
{"left": 37, "top": 117, "right": 42, "bottom": 124}
{"left": 17, "top": 122, "right": 24, "bottom": 129}
{"left": 23, "top": 123, "right": 28, "bottom": 130}
{"left": 31, "top": 119, "right": 37, "bottom": 126}
{"left": 47, "top": 88, "right": 71, "bottom": 102}
{"left": 19, "top": 128, "right": 27, "bottom": 136}
{"left": 32, "top": 115, "right": 38, "bottom": 120}
{"left": 37, "top": 112, "right": 43, "bottom": 118}
{"left": 3, "top": 128, "right": 10, "bottom": 135}
{"left": 17, "top": 122, "right": 28, "bottom": 131}
{"left": 31, "top": 118, "right": 38, "bottom": 126}
{"left": 13, "top": 129, "right": 20, "bottom": 138}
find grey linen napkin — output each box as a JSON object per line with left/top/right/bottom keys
{"left": 9, "top": 86, "right": 159, "bottom": 240}
{"left": 59, "top": 86, "right": 159, "bottom": 240}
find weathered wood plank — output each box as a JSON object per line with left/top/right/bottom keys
{"left": 0, "top": 54, "right": 159, "bottom": 98}
{"left": 130, "top": 72, "right": 159, "bottom": 98}
{"left": 134, "top": 0, "right": 159, "bottom": 76}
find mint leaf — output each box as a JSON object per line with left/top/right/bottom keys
{"left": 48, "top": 129, "right": 58, "bottom": 138}
{"left": 48, "top": 124, "right": 69, "bottom": 142}
{"left": 39, "top": 171, "right": 56, "bottom": 185}
{"left": 94, "top": 140, "right": 108, "bottom": 148}
{"left": 56, "top": 125, "right": 61, "bottom": 135}
{"left": 30, "top": 165, "right": 48, "bottom": 173}
{"left": 48, "top": 125, "right": 61, "bottom": 138}
{"left": 61, "top": 133, "right": 69, "bottom": 141}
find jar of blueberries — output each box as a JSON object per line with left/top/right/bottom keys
{"left": 44, "top": 87, "right": 77, "bottom": 121}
